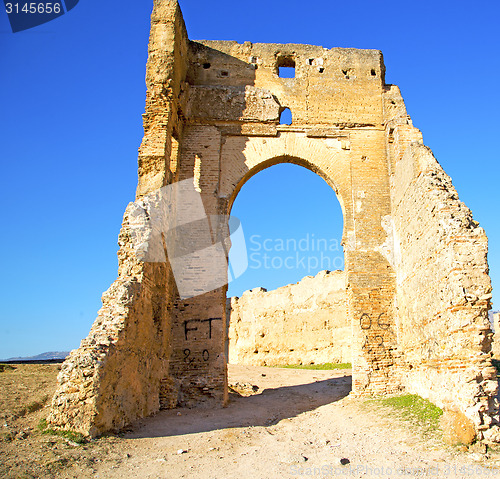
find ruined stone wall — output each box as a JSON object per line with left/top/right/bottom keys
{"left": 48, "top": 0, "right": 189, "bottom": 436}
{"left": 48, "top": 198, "right": 175, "bottom": 435}
{"left": 48, "top": 0, "right": 498, "bottom": 440}
{"left": 389, "top": 137, "right": 498, "bottom": 440}
{"left": 228, "top": 270, "right": 349, "bottom": 366}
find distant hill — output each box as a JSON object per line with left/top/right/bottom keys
{"left": 0, "top": 351, "right": 69, "bottom": 362}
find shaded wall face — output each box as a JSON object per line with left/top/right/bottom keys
{"left": 228, "top": 271, "right": 350, "bottom": 366}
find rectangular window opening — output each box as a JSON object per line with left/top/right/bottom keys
{"left": 279, "top": 66, "right": 295, "bottom": 78}
{"left": 277, "top": 56, "right": 296, "bottom": 78}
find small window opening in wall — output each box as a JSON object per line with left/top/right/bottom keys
{"left": 279, "top": 66, "right": 295, "bottom": 78}
{"left": 220, "top": 70, "right": 229, "bottom": 77}
{"left": 371, "top": 69, "right": 376, "bottom": 76}
{"left": 280, "top": 108, "right": 292, "bottom": 125}
{"left": 169, "top": 133, "right": 180, "bottom": 175}
{"left": 277, "top": 56, "right": 296, "bottom": 78}
{"left": 307, "top": 58, "right": 314, "bottom": 65}
{"left": 318, "top": 67, "right": 324, "bottom": 73}
{"left": 203, "top": 62, "right": 211, "bottom": 69}
{"left": 342, "top": 69, "right": 350, "bottom": 79}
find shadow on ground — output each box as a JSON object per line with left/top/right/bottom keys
{"left": 126, "top": 374, "right": 352, "bottom": 439}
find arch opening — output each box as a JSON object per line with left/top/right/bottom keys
{"left": 228, "top": 163, "right": 345, "bottom": 295}
{"left": 279, "top": 108, "right": 292, "bottom": 125}
{"left": 225, "top": 162, "right": 351, "bottom": 403}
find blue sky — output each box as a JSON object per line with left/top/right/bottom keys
{"left": 1, "top": 0, "right": 499, "bottom": 358}
{"left": 228, "top": 164, "right": 344, "bottom": 296}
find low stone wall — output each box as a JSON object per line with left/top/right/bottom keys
{"left": 492, "top": 312, "right": 500, "bottom": 358}
{"left": 227, "top": 270, "right": 350, "bottom": 366}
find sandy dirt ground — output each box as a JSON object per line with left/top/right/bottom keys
{"left": 2, "top": 363, "right": 500, "bottom": 478}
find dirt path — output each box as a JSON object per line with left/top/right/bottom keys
{"left": 94, "top": 365, "right": 500, "bottom": 479}
{"left": 2, "top": 364, "right": 500, "bottom": 478}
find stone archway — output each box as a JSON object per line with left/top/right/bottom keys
{"left": 159, "top": 122, "right": 400, "bottom": 409}
{"left": 217, "top": 137, "right": 398, "bottom": 397}
{"left": 224, "top": 155, "right": 350, "bottom": 394}
{"left": 48, "top": 0, "right": 498, "bottom": 442}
